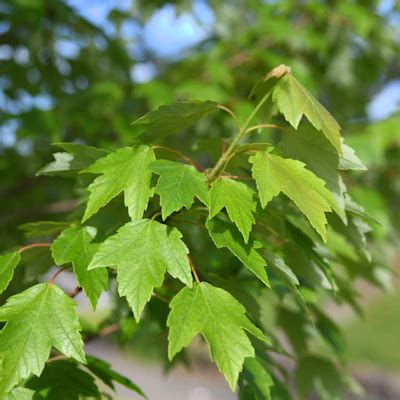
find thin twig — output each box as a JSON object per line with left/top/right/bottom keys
{"left": 152, "top": 292, "right": 169, "bottom": 303}
{"left": 208, "top": 91, "right": 272, "bottom": 181}
{"left": 221, "top": 175, "right": 252, "bottom": 180}
{"left": 217, "top": 104, "right": 241, "bottom": 131}
{"left": 18, "top": 243, "right": 51, "bottom": 254}
{"left": 188, "top": 256, "right": 201, "bottom": 284}
{"left": 244, "top": 124, "right": 286, "bottom": 134}
{"left": 150, "top": 212, "right": 162, "bottom": 222}
{"left": 84, "top": 323, "right": 120, "bottom": 344}
{"left": 69, "top": 287, "right": 82, "bottom": 298}
{"left": 152, "top": 145, "right": 204, "bottom": 171}
{"left": 48, "top": 267, "right": 67, "bottom": 285}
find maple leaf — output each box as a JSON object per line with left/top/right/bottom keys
{"left": 26, "top": 360, "right": 100, "bottom": 400}
{"left": 88, "top": 219, "right": 192, "bottom": 321}
{"left": 272, "top": 73, "right": 342, "bottom": 153}
{"left": 0, "top": 251, "right": 21, "bottom": 294}
{"left": 0, "top": 283, "right": 85, "bottom": 394}
{"left": 149, "top": 160, "right": 208, "bottom": 219}
{"left": 206, "top": 218, "right": 269, "bottom": 287}
{"left": 86, "top": 356, "right": 146, "bottom": 398}
{"left": 82, "top": 146, "right": 155, "bottom": 222}
{"left": 250, "top": 151, "right": 340, "bottom": 242}
{"left": 51, "top": 226, "right": 108, "bottom": 309}
{"left": 131, "top": 101, "right": 217, "bottom": 142}
{"left": 209, "top": 178, "right": 256, "bottom": 243}
{"left": 167, "top": 282, "right": 268, "bottom": 390}
{"left": 239, "top": 357, "right": 274, "bottom": 400}
{"left": 37, "top": 142, "right": 108, "bottom": 176}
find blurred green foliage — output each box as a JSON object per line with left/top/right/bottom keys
{"left": 1, "top": 0, "right": 400, "bottom": 398}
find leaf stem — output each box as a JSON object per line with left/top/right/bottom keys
{"left": 150, "top": 211, "right": 162, "bottom": 222}
{"left": 48, "top": 267, "right": 67, "bottom": 285}
{"left": 152, "top": 145, "right": 204, "bottom": 171}
{"left": 188, "top": 256, "right": 201, "bottom": 284}
{"left": 217, "top": 104, "right": 241, "bottom": 131}
{"left": 207, "top": 91, "right": 272, "bottom": 181}
{"left": 69, "top": 287, "right": 82, "bottom": 298}
{"left": 18, "top": 243, "right": 51, "bottom": 254}
{"left": 244, "top": 124, "right": 285, "bottom": 134}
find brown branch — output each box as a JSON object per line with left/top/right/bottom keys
{"left": 48, "top": 267, "right": 67, "bottom": 285}
{"left": 18, "top": 243, "right": 51, "bottom": 254}
{"left": 69, "top": 287, "right": 82, "bottom": 298}
{"left": 152, "top": 145, "right": 204, "bottom": 171}
{"left": 84, "top": 323, "right": 120, "bottom": 344}
{"left": 188, "top": 256, "right": 201, "bottom": 284}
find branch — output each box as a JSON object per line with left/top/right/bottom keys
{"left": 48, "top": 267, "right": 67, "bottom": 285}
{"left": 207, "top": 91, "right": 272, "bottom": 181}
{"left": 18, "top": 243, "right": 51, "bottom": 254}
{"left": 152, "top": 145, "right": 204, "bottom": 171}
{"left": 188, "top": 256, "right": 201, "bottom": 284}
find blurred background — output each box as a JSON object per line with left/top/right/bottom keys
{"left": 1, "top": 0, "right": 399, "bottom": 398}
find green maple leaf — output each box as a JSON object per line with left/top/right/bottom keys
{"left": 239, "top": 358, "right": 274, "bottom": 400}
{"left": 26, "top": 360, "right": 100, "bottom": 400}
{"left": 0, "top": 251, "right": 21, "bottom": 294}
{"left": 82, "top": 146, "right": 155, "bottom": 222}
{"left": 149, "top": 160, "right": 208, "bottom": 219}
{"left": 167, "top": 282, "right": 268, "bottom": 390}
{"left": 206, "top": 218, "right": 269, "bottom": 287}
{"left": 51, "top": 226, "right": 108, "bottom": 309}
{"left": 88, "top": 219, "right": 192, "bottom": 321}
{"left": 272, "top": 73, "right": 342, "bottom": 153}
{"left": 37, "top": 143, "right": 108, "bottom": 176}
{"left": 131, "top": 101, "right": 217, "bottom": 142}
{"left": 86, "top": 356, "right": 146, "bottom": 398}
{"left": 209, "top": 178, "right": 256, "bottom": 243}
{"left": 250, "top": 151, "right": 340, "bottom": 242}
{"left": 0, "top": 283, "right": 85, "bottom": 394}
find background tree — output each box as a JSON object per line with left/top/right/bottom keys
{"left": 0, "top": 1, "right": 399, "bottom": 398}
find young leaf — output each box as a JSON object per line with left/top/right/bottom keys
{"left": 37, "top": 142, "right": 108, "bottom": 176}
{"left": 272, "top": 73, "right": 342, "bottom": 153}
{"left": 51, "top": 226, "right": 108, "bottom": 309}
{"left": 250, "top": 151, "right": 340, "bottom": 242}
{"left": 167, "top": 282, "right": 268, "bottom": 390}
{"left": 82, "top": 146, "right": 155, "bottom": 222}
{"left": 239, "top": 357, "right": 274, "bottom": 400}
{"left": 26, "top": 360, "right": 100, "bottom": 400}
{"left": 89, "top": 219, "right": 192, "bottom": 321}
{"left": 0, "top": 283, "right": 85, "bottom": 394}
{"left": 131, "top": 101, "right": 217, "bottom": 142}
{"left": 149, "top": 160, "right": 208, "bottom": 219}
{"left": 0, "top": 251, "right": 21, "bottom": 294}
{"left": 86, "top": 355, "right": 146, "bottom": 398}
{"left": 209, "top": 178, "right": 256, "bottom": 243}
{"left": 206, "top": 218, "right": 269, "bottom": 287}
